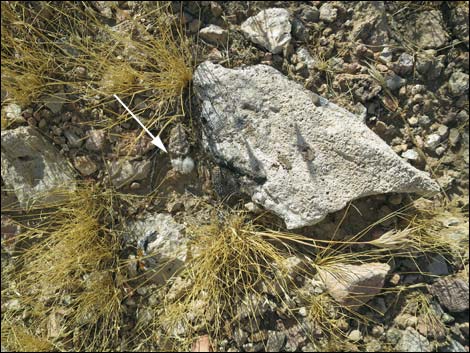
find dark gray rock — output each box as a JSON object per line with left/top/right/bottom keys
{"left": 430, "top": 276, "right": 469, "bottom": 312}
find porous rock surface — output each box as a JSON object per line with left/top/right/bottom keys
{"left": 193, "top": 62, "right": 440, "bottom": 229}
{"left": 1, "top": 126, "right": 75, "bottom": 207}
{"left": 126, "top": 213, "right": 187, "bottom": 285}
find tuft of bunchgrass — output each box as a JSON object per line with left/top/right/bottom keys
{"left": 1, "top": 2, "right": 193, "bottom": 141}
{"left": 1, "top": 184, "right": 123, "bottom": 352}
{"left": 149, "top": 207, "right": 299, "bottom": 349}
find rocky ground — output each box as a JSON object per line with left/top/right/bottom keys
{"left": 1, "top": 1, "right": 469, "bottom": 352}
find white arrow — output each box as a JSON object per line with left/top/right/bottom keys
{"left": 113, "top": 94, "right": 167, "bottom": 153}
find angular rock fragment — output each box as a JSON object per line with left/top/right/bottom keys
{"left": 429, "top": 276, "right": 469, "bottom": 312}
{"left": 193, "top": 62, "right": 440, "bottom": 229}
{"left": 73, "top": 155, "right": 97, "bottom": 176}
{"left": 125, "top": 213, "right": 187, "bottom": 285}
{"left": 199, "top": 24, "right": 228, "bottom": 46}
{"left": 85, "top": 129, "right": 106, "bottom": 151}
{"left": 107, "top": 159, "right": 151, "bottom": 188}
{"left": 241, "top": 8, "right": 291, "bottom": 54}
{"left": 396, "top": 327, "right": 431, "bottom": 352}
{"left": 349, "top": 2, "right": 389, "bottom": 48}
{"left": 319, "top": 3, "right": 337, "bottom": 23}
{"left": 1, "top": 126, "right": 75, "bottom": 207}
{"left": 316, "top": 262, "right": 390, "bottom": 307}
{"left": 449, "top": 6, "right": 469, "bottom": 47}
{"left": 168, "top": 123, "right": 190, "bottom": 157}
{"left": 409, "top": 10, "right": 449, "bottom": 49}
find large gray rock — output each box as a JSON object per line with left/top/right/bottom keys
{"left": 241, "top": 8, "right": 291, "bottom": 54}
{"left": 193, "top": 62, "right": 440, "bottom": 229}
{"left": 1, "top": 126, "right": 75, "bottom": 207}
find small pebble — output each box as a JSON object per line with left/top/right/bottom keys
{"left": 408, "top": 116, "right": 419, "bottom": 126}
{"left": 425, "top": 134, "right": 441, "bottom": 149}
{"left": 402, "top": 149, "right": 420, "bottom": 161}
{"left": 437, "top": 125, "right": 449, "bottom": 137}
{"left": 435, "top": 146, "right": 446, "bottom": 156}
{"left": 389, "top": 273, "right": 401, "bottom": 286}
{"left": 348, "top": 329, "right": 362, "bottom": 342}
{"left": 372, "top": 325, "right": 385, "bottom": 337}
{"left": 130, "top": 182, "right": 140, "bottom": 190}
{"left": 418, "top": 115, "right": 431, "bottom": 127}
{"left": 448, "top": 128, "right": 460, "bottom": 146}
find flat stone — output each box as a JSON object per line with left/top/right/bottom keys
{"left": 85, "top": 129, "right": 106, "bottom": 151}
{"left": 319, "top": 3, "right": 337, "bottom": 23}
{"left": 427, "top": 254, "right": 449, "bottom": 276}
{"left": 108, "top": 159, "right": 151, "bottom": 188}
{"left": 316, "top": 262, "right": 390, "bottom": 307}
{"left": 429, "top": 276, "right": 469, "bottom": 312}
{"left": 1, "top": 126, "right": 75, "bottom": 208}
{"left": 199, "top": 24, "right": 228, "bottom": 45}
{"left": 410, "top": 10, "right": 449, "bottom": 49}
{"left": 193, "top": 62, "right": 440, "bottom": 229}
{"left": 73, "top": 155, "right": 97, "bottom": 176}
{"left": 349, "top": 2, "right": 389, "bottom": 48}
{"left": 42, "top": 90, "right": 66, "bottom": 114}
{"left": 241, "top": 8, "right": 291, "bottom": 54}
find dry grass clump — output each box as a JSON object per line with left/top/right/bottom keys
{"left": 1, "top": 1, "right": 193, "bottom": 136}
{"left": 1, "top": 184, "right": 123, "bottom": 352}
{"left": 1, "top": 314, "right": 54, "bottom": 352}
{"left": 1, "top": 2, "right": 57, "bottom": 107}
{"left": 150, "top": 208, "right": 298, "bottom": 349}
{"left": 305, "top": 292, "right": 350, "bottom": 340}
{"left": 399, "top": 291, "right": 445, "bottom": 338}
